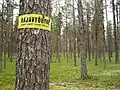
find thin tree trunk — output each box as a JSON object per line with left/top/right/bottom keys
{"left": 3, "top": 0, "right": 8, "bottom": 69}
{"left": 63, "top": 34, "right": 66, "bottom": 60}
{"left": 10, "top": 3, "right": 14, "bottom": 62}
{"left": 66, "top": 21, "right": 68, "bottom": 62}
{"left": 77, "top": 42, "right": 80, "bottom": 58}
{"left": 95, "top": 29, "right": 98, "bottom": 66}
{"left": 69, "top": 36, "right": 72, "bottom": 60}
{"left": 78, "top": 0, "right": 88, "bottom": 78}
{"left": 101, "top": 0, "right": 106, "bottom": 69}
{"left": 73, "top": 0, "right": 77, "bottom": 66}
{"left": 105, "top": 0, "right": 111, "bottom": 62}
{"left": 112, "top": 0, "right": 119, "bottom": 63}
{"left": 91, "top": 34, "right": 95, "bottom": 59}
{"left": 86, "top": 3, "right": 91, "bottom": 61}
{"left": 0, "top": 0, "right": 4, "bottom": 71}
{"left": 58, "top": 12, "right": 62, "bottom": 63}
{"left": 94, "top": 0, "right": 98, "bottom": 66}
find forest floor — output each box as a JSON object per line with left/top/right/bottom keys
{"left": 0, "top": 57, "right": 120, "bottom": 90}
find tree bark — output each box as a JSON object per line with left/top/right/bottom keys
{"left": 73, "top": 0, "right": 77, "bottom": 66}
{"left": 15, "top": 0, "right": 51, "bottom": 90}
{"left": 77, "top": 0, "right": 88, "bottom": 78}
{"left": 86, "top": 2, "right": 91, "bottom": 61}
{"left": 112, "top": 0, "right": 119, "bottom": 63}
{"left": 0, "top": 0, "right": 4, "bottom": 71}
{"left": 105, "top": 0, "right": 111, "bottom": 62}
{"left": 56, "top": 12, "right": 62, "bottom": 63}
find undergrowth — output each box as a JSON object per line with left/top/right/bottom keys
{"left": 0, "top": 56, "right": 120, "bottom": 90}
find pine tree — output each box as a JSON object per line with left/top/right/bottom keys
{"left": 112, "top": 0, "right": 119, "bottom": 63}
{"left": 77, "top": 0, "right": 88, "bottom": 78}
{"left": 15, "top": 0, "right": 51, "bottom": 89}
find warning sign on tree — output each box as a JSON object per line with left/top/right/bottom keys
{"left": 18, "top": 14, "right": 52, "bottom": 31}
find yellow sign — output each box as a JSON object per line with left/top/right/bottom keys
{"left": 18, "top": 14, "right": 52, "bottom": 31}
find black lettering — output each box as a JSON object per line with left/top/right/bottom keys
{"left": 26, "top": 17, "right": 29, "bottom": 22}
{"left": 32, "top": 17, "right": 34, "bottom": 22}
{"left": 23, "top": 17, "right": 26, "bottom": 22}
{"left": 35, "top": 17, "right": 38, "bottom": 23}
{"left": 38, "top": 17, "right": 41, "bottom": 23}
{"left": 42, "top": 15, "right": 45, "bottom": 19}
{"left": 46, "top": 20, "right": 50, "bottom": 25}
{"left": 41, "top": 18, "right": 43, "bottom": 23}
{"left": 29, "top": 17, "right": 31, "bottom": 22}
{"left": 21, "top": 18, "right": 24, "bottom": 23}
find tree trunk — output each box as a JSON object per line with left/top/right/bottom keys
{"left": 0, "top": 0, "right": 4, "bottom": 71}
{"left": 73, "top": 0, "right": 77, "bottom": 66}
{"left": 112, "top": 0, "right": 119, "bottom": 63}
{"left": 69, "top": 36, "right": 72, "bottom": 60}
{"left": 66, "top": 22, "right": 68, "bottom": 62}
{"left": 101, "top": 0, "right": 106, "bottom": 69}
{"left": 15, "top": 0, "right": 51, "bottom": 90}
{"left": 105, "top": 0, "right": 111, "bottom": 62}
{"left": 86, "top": 2, "right": 91, "bottom": 61}
{"left": 78, "top": 0, "right": 88, "bottom": 78}
{"left": 94, "top": 0, "right": 98, "bottom": 66}
{"left": 56, "top": 12, "right": 62, "bottom": 63}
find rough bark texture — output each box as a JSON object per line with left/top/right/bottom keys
{"left": 112, "top": 0, "right": 119, "bottom": 63}
{"left": 56, "top": 12, "right": 62, "bottom": 63}
{"left": 91, "top": 0, "right": 106, "bottom": 66}
{"left": 73, "top": 0, "right": 76, "bottom": 66}
{"left": 15, "top": 0, "right": 51, "bottom": 90}
{"left": 86, "top": 2, "right": 91, "bottom": 61}
{"left": 105, "top": 0, "right": 112, "bottom": 62}
{"left": 78, "top": 0, "right": 88, "bottom": 78}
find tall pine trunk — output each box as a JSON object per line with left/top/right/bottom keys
{"left": 105, "top": 0, "right": 111, "bottom": 62}
{"left": 112, "top": 0, "right": 119, "bottom": 63}
{"left": 86, "top": 2, "right": 91, "bottom": 61}
{"left": 78, "top": 0, "right": 88, "bottom": 78}
{"left": 15, "top": 0, "right": 51, "bottom": 90}
{"left": 73, "top": 0, "right": 77, "bottom": 66}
